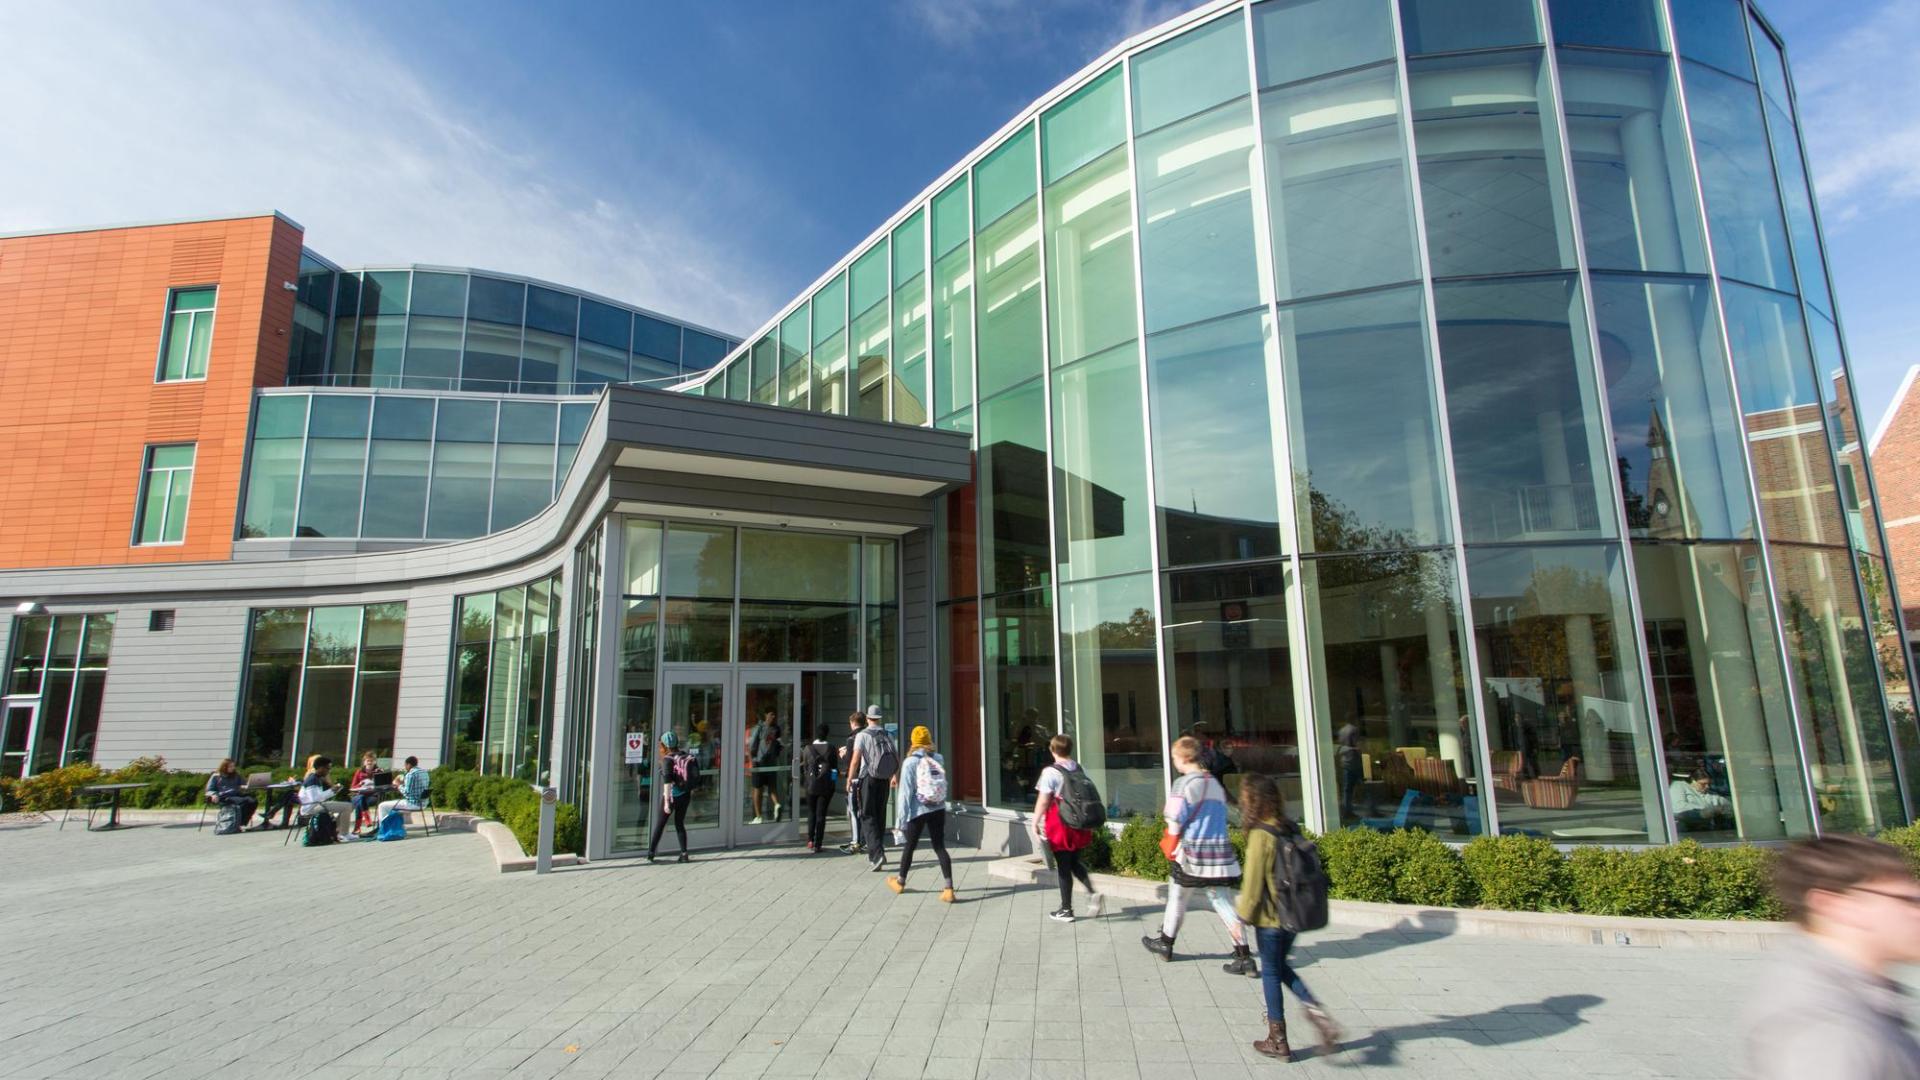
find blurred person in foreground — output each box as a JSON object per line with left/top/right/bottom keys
{"left": 1743, "top": 834, "right": 1920, "bottom": 1079}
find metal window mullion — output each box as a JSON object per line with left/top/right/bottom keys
{"left": 964, "top": 167, "right": 990, "bottom": 809}
{"left": 1238, "top": 2, "right": 1329, "bottom": 833}
{"left": 1540, "top": 21, "right": 1676, "bottom": 841}
{"left": 288, "top": 609, "right": 315, "bottom": 769}
{"left": 54, "top": 617, "right": 85, "bottom": 766}
{"left": 923, "top": 204, "right": 935, "bottom": 425}
{"left": 1665, "top": 12, "right": 1821, "bottom": 830}
{"left": 484, "top": 402, "right": 501, "bottom": 535}
{"left": 1119, "top": 55, "right": 1180, "bottom": 810}
{"left": 1026, "top": 113, "right": 1072, "bottom": 791}
{"left": 342, "top": 608, "right": 368, "bottom": 766}
{"left": 354, "top": 391, "right": 374, "bottom": 537}
{"left": 1390, "top": 0, "right": 1503, "bottom": 839}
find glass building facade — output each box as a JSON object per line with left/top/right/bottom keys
{"left": 678, "top": 0, "right": 1917, "bottom": 842}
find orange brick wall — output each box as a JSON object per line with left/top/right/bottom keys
{"left": 0, "top": 215, "right": 303, "bottom": 568}
{"left": 1872, "top": 374, "right": 1920, "bottom": 631}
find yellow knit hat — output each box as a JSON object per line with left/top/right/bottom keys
{"left": 910, "top": 725, "right": 934, "bottom": 751}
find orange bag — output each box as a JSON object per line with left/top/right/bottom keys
{"left": 1158, "top": 830, "right": 1179, "bottom": 861}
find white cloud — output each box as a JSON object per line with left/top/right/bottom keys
{"left": 0, "top": 4, "right": 783, "bottom": 337}
{"left": 1793, "top": 0, "right": 1920, "bottom": 222}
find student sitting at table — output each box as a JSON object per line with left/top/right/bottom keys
{"left": 376, "top": 756, "right": 430, "bottom": 829}
{"left": 254, "top": 754, "right": 323, "bottom": 831}
{"left": 203, "top": 759, "right": 258, "bottom": 830}
{"left": 296, "top": 756, "right": 355, "bottom": 839}
{"left": 347, "top": 751, "right": 386, "bottom": 835}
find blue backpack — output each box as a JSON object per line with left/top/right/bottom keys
{"left": 377, "top": 808, "right": 407, "bottom": 841}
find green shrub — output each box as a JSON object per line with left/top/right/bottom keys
{"left": 1880, "top": 824, "right": 1920, "bottom": 876}
{"left": 502, "top": 793, "right": 584, "bottom": 856}
{"left": 1079, "top": 825, "right": 1114, "bottom": 872}
{"left": 12, "top": 763, "right": 104, "bottom": 811}
{"left": 123, "top": 773, "right": 212, "bottom": 809}
{"left": 431, "top": 767, "right": 477, "bottom": 813}
{"left": 1389, "top": 829, "right": 1476, "bottom": 907}
{"left": 1315, "top": 828, "right": 1398, "bottom": 903}
{"left": 1691, "top": 845, "right": 1781, "bottom": 920}
{"left": 1567, "top": 847, "right": 1671, "bottom": 917}
{"left": 1229, "top": 826, "right": 1248, "bottom": 868}
{"left": 1110, "top": 814, "right": 1171, "bottom": 880}
{"left": 0, "top": 777, "right": 16, "bottom": 813}
{"left": 109, "top": 756, "right": 171, "bottom": 780}
{"left": 1460, "top": 835, "right": 1570, "bottom": 911}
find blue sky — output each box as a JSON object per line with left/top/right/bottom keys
{"left": 1, "top": 0, "right": 1914, "bottom": 430}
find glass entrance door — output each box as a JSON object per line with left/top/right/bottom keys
{"left": 736, "top": 674, "right": 800, "bottom": 844}
{"left": 655, "top": 671, "right": 729, "bottom": 852}
{"left": 1, "top": 700, "right": 34, "bottom": 779}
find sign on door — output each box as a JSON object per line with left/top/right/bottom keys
{"left": 624, "top": 731, "right": 646, "bottom": 764}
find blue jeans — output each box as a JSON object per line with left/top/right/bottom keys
{"left": 1254, "top": 926, "right": 1318, "bottom": 1021}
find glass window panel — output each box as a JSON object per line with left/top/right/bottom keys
{"left": 739, "top": 529, "right": 858, "bottom": 602}
{"left": 521, "top": 327, "right": 573, "bottom": 393}
{"left": 1136, "top": 99, "right": 1264, "bottom": 332}
{"left": 1399, "top": 0, "right": 1540, "bottom": 55}
{"left": 353, "top": 314, "right": 405, "bottom": 388}
{"left": 1147, "top": 311, "right": 1284, "bottom": 566}
{"left": 1042, "top": 67, "right": 1125, "bottom": 184}
{"left": 243, "top": 398, "right": 306, "bottom": 539}
{"left": 372, "top": 396, "right": 433, "bottom": 439}
{"left": 1547, "top": 0, "right": 1664, "bottom": 52}
{"left": 491, "top": 443, "right": 555, "bottom": 532}
{"left": 780, "top": 307, "right": 810, "bottom": 410}
{"left": 812, "top": 274, "right": 848, "bottom": 344}
{"left": 1253, "top": 0, "right": 1394, "bottom": 88}
{"left": 577, "top": 340, "right": 628, "bottom": 387}
{"left": 161, "top": 312, "right": 193, "bottom": 381}
{"left": 974, "top": 184, "right": 1042, "bottom": 398}
{"left": 1059, "top": 573, "right": 1162, "bottom": 818}
{"left": 401, "top": 315, "right": 461, "bottom": 390}
{"left": 894, "top": 265, "right": 928, "bottom": 425}
{"left": 292, "top": 605, "right": 362, "bottom": 766}
{"left": 1591, "top": 275, "right": 1753, "bottom": 541}
{"left": 751, "top": 335, "right": 778, "bottom": 405}
{"left": 499, "top": 400, "right": 557, "bottom": 444}
{"left": 813, "top": 328, "right": 848, "bottom": 415}
{"left": 1303, "top": 551, "right": 1479, "bottom": 834}
{"left": 427, "top": 441, "right": 492, "bottom": 539}
{"left": 1465, "top": 543, "right": 1667, "bottom": 842}
{"left": 852, "top": 303, "right": 890, "bottom": 422}
{"left": 974, "top": 125, "right": 1038, "bottom": 230}
{"left": 740, "top": 600, "right": 858, "bottom": 663}
{"left": 358, "top": 270, "right": 410, "bottom": 316}
{"left": 1806, "top": 313, "right": 1873, "bottom": 552}
{"left": 625, "top": 518, "right": 663, "bottom": 595}
{"left": 579, "top": 299, "right": 631, "bottom": 349}
{"left": 893, "top": 210, "right": 926, "bottom": 287}
{"left": 1763, "top": 100, "right": 1834, "bottom": 316}
{"left": 185, "top": 312, "right": 212, "bottom": 379}
{"left": 409, "top": 272, "right": 465, "bottom": 318}
{"left": 1164, "top": 562, "right": 1304, "bottom": 816}
{"left": 484, "top": 587, "right": 525, "bottom": 775}
{"left": 1053, "top": 345, "right": 1152, "bottom": 581}
{"left": 932, "top": 195, "right": 975, "bottom": 421}
{"left": 724, "top": 358, "right": 749, "bottom": 401}
{"left": 682, "top": 330, "right": 727, "bottom": 372}
{"left": 172, "top": 287, "right": 215, "bottom": 311}
{"left": 28, "top": 670, "right": 70, "bottom": 773}
{"left": 944, "top": 483, "right": 979, "bottom": 603}
{"left": 1682, "top": 61, "right": 1794, "bottom": 292}
{"left": 297, "top": 404, "right": 368, "bottom": 539}
{"left": 1262, "top": 66, "right": 1419, "bottom": 301}
{"left": 240, "top": 608, "right": 307, "bottom": 766}
{"left": 1669, "top": 0, "right": 1753, "bottom": 79}
{"left": 1721, "top": 281, "right": 1847, "bottom": 546}
{"left": 352, "top": 603, "right": 406, "bottom": 760}
{"left": 665, "top": 523, "right": 735, "bottom": 599}
{"left": 1281, "top": 286, "right": 1451, "bottom": 552}
{"left": 1750, "top": 16, "right": 1791, "bottom": 111}
{"left": 1045, "top": 143, "right": 1137, "bottom": 368}
{"left": 1768, "top": 542, "right": 1906, "bottom": 832}
{"left": 1558, "top": 50, "right": 1708, "bottom": 275}
{"left": 461, "top": 319, "right": 521, "bottom": 392}
{"left": 1410, "top": 50, "right": 1578, "bottom": 278}
{"left": 1634, "top": 541, "right": 1810, "bottom": 840}
{"left": 80, "top": 613, "right": 114, "bottom": 668}
{"left": 632, "top": 312, "right": 681, "bottom": 364}
{"left": 329, "top": 274, "right": 361, "bottom": 378}
{"left": 978, "top": 380, "right": 1051, "bottom": 595}
{"left": 362, "top": 439, "right": 428, "bottom": 539}
{"left": 63, "top": 668, "right": 106, "bottom": 767}
{"left": 525, "top": 286, "right": 578, "bottom": 335}
{"left": 1436, "top": 276, "right": 1614, "bottom": 544}
{"left": 435, "top": 398, "right": 497, "bottom": 442}
{"left": 662, "top": 599, "right": 732, "bottom": 663}
{"left": 984, "top": 587, "right": 1057, "bottom": 809}
{"left": 933, "top": 177, "right": 970, "bottom": 258}
{"left": 851, "top": 243, "right": 889, "bottom": 317}
{"left": 1130, "top": 13, "right": 1250, "bottom": 134}
{"left": 466, "top": 276, "right": 523, "bottom": 324}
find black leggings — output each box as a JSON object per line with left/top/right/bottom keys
{"left": 898, "top": 810, "right": 951, "bottom": 886}
{"left": 805, "top": 792, "right": 832, "bottom": 848}
{"left": 1055, "top": 846, "right": 1094, "bottom": 910}
{"left": 649, "top": 794, "right": 689, "bottom": 855}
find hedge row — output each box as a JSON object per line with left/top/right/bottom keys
{"left": 1092, "top": 815, "right": 1920, "bottom": 922}
{"left": 429, "top": 768, "right": 582, "bottom": 857}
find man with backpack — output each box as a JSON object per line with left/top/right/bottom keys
{"left": 885, "top": 726, "right": 955, "bottom": 902}
{"left": 1031, "top": 734, "right": 1105, "bottom": 922}
{"left": 1235, "top": 772, "right": 1340, "bottom": 1061}
{"left": 846, "top": 705, "right": 898, "bottom": 870}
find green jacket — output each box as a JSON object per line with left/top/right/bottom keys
{"left": 1235, "top": 823, "right": 1282, "bottom": 928}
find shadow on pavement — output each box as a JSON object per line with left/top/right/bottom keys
{"left": 1297, "top": 914, "right": 1459, "bottom": 966}
{"left": 1322, "top": 993, "right": 1604, "bottom": 1067}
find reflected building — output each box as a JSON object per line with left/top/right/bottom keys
{"left": 0, "top": 0, "right": 1913, "bottom": 855}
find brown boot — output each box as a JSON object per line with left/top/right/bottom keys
{"left": 1253, "top": 1016, "right": 1292, "bottom": 1061}
{"left": 1303, "top": 1004, "right": 1342, "bottom": 1055}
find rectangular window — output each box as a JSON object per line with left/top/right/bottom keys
{"left": 135, "top": 444, "right": 195, "bottom": 545}
{"left": 157, "top": 287, "right": 216, "bottom": 382}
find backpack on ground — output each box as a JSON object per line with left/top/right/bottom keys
{"left": 377, "top": 808, "right": 407, "bottom": 841}
{"left": 1055, "top": 766, "right": 1107, "bottom": 830}
{"left": 213, "top": 802, "right": 244, "bottom": 835}
{"left": 300, "top": 809, "right": 339, "bottom": 847}
{"left": 913, "top": 755, "right": 948, "bottom": 806}
{"left": 1264, "top": 823, "right": 1330, "bottom": 932}
{"left": 866, "top": 729, "right": 900, "bottom": 781}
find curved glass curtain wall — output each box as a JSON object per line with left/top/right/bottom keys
{"left": 448, "top": 573, "right": 563, "bottom": 779}
{"left": 240, "top": 392, "right": 597, "bottom": 542}
{"left": 688, "top": 0, "right": 1914, "bottom": 840}
{"left": 287, "top": 263, "right": 740, "bottom": 395}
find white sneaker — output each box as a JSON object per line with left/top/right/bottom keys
{"left": 749, "top": 815, "right": 764, "bottom": 825}
{"left": 1086, "top": 892, "right": 1104, "bottom": 918}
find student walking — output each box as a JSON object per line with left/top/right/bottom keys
{"left": 648, "top": 732, "right": 696, "bottom": 863}
{"left": 1143, "top": 736, "right": 1252, "bottom": 971}
{"left": 801, "top": 718, "right": 837, "bottom": 852}
{"left": 1031, "top": 734, "right": 1103, "bottom": 922}
{"left": 837, "top": 712, "right": 866, "bottom": 854}
{"left": 1236, "top": 773, "right": 1341, "bottom": 1060}
{"left": 886, "top": 726, "right": 955, "bottom": 902}
{"left": 846, "top": 706, "right": 898, "bottom": 870}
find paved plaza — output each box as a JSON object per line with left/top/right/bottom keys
{"left": 0, "top": 815, "right": 1772, "bottom": 1080}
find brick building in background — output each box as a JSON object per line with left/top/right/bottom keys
{"left": 1871, "top": 366, "right": 1920, "bottom": 670}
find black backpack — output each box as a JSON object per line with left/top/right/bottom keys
{"left": 1263, "top": 823, "right": 1329, "bottom": 932}
{"left": 301, "top": 809, "right": 339, "bottom": 847}
{"left": 866, "top": 729, "right": 900, "bottom": 781}
{"left": 1055, "top": 766, "right": 1107, "bottom": 830}
{"left": 214, "top": 802, "right": 244, "bottom": 835}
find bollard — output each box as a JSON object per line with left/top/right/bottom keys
{"left": 533, "top": 783, "right": 557, "bottom": 875}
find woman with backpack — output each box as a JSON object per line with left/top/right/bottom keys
{"left": 801, "top": 717, "right": 837, "bottom": 852}
{"left": 648, "top": 732, "right": 696, "bottom": 863}
{"left": 1142, "top": 735, "right": 1254, "bottom": 974}
{"left": 1236, "top": 773, "right": 1341, "bottom": 1060}
{"left": 885, "top": 725, "right": 954, "bottom": 902}
{"left": 1031, "top": 733, "right": 1103, "bottom": 922}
